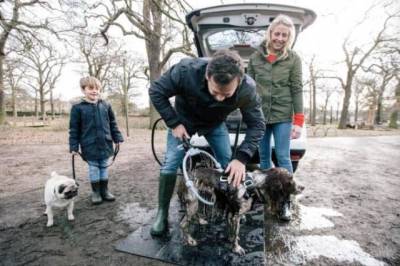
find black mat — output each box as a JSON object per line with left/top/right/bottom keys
{"left": 115, "top": 199, "right": 266, "bottom": 265}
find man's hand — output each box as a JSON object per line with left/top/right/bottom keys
{"left": 172, "top": 124, "right": 190, "bottom": 141}
{"left": 225, "top": 159, "right": 246, "bottom": 188}
{"left": 71, "top": 151, "right": 78, "bottom": 155}
{"left": 291, "top": 125, "right": 302, "bottom": 139}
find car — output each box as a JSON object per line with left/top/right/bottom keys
{"left": 185, "top": 3, "right": 316, "bottom": 172}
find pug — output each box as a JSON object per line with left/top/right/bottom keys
{"left": 44, "top": 171, "right": 79, "bottom": 227}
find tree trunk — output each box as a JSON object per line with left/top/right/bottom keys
{"left": 338, "top": 78, "right": 353, "bottom": 129}
{"left": 35, "top": 90, "right": 38, "bottom": 118}
{"left": 354, "top": 99, "right": 359, "bottom": 126}
{"left": 312, "top": 80, "right": 317, "bottom": 125}
{"left": 145, "top": 9, "right": 162, "bottom": 128}
{"left": 388, "top": 111, "right": 398, "bottom": 129}
{"left": 308, "top": 83, "right": 312, "bottom": 124}
{"left": 122, "top": 57, "right": 129, "bottom": 137}
{"left": 50, "top": 89, "right": 55, "bottom": 120}
{"left": 124, "top": 91, "right": 129, "bottom": 137}
{"left": 0, "top": 55, "right": 5, "bottom": 124}
{"left": 389, "top": 80, "right": 400, "bottom": 129}
{"left": 144, "top": 0, "right": 163, "bottom": 129}
{"left": 12, "top": 83, "right": 16, "bottom": 118}
{"left": 375, "top": 93, "right": 383, "bottom": 125}
{"left": 40, "top": 86, "right": 45, "bottom": 120}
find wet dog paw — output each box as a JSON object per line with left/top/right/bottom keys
{"left": 187, "top": 236, "right": 198, "bottom": 246}
{"left": 198, "top": 217, "right": 208, "bottom": 225}
{"left": 233, "top": 245, "right": 246, "bottom": 256}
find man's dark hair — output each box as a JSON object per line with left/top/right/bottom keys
{"left": 206, "top": 49, "right": 244, "bottom": 86}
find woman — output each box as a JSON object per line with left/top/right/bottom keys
{"left": 247, "top": 14, "right": 304, "bottom": 221}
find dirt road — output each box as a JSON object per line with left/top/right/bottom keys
{"left": 0, "top": 127, "right": 399, "bottom": 265}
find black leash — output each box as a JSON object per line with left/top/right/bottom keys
{"left": 71, "top": 143, "right": 120, "bottom": 182}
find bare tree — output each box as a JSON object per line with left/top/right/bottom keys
{"left": 97, "top": 0, "right": 195, "bottom": 128}
{"left": 0, "top": 0, "right": 69, "bottom": 124}
{"left": 305, "top": 56, "right": 321, "bottom": 126}
{"left": 320, "top": 85, "right": 335, "bottom": 125}
{"left": 123, "top": 56, "right": 146, "bottom": 136}
{"left": 4, "top": 57, "right": 25, "bottom": 118}
{"left": 76, "top": 33, "right": 120, "bottom": 87}
{"left": 359, "top": 78, "right": 380, "bottom": 128}
{"left": 353, "top": 81, "right": 365, "bottom": 127}
{"left": 23, "top": 41, "right": 65, "bottom": 120}
{"left": 365, "top": 56, "right": 397, "bottom": 124}
{"left": 322, "top": 9, "right": 399, "bottom": 129}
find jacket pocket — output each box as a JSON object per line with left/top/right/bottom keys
{"left": 81, "top": 137, "right": 96, "bottom": 146}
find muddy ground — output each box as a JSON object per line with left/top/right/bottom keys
{"left": 0, "top": 124, "right": 399, "bottom": 266}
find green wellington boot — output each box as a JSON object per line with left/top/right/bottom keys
{"left": 99, "top": 180, "right": 116, "bottom": 201}
{"left": 150, "top": 173, "right": 177, "bottom": 236}
{"left": 90, "top": 182, "right": 103, "bottom": 205}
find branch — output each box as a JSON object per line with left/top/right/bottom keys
{"left": 159, "top": 45, "right": 195, "bottom": 68}
{"left": 316, "top": 75, "right": 346, "bottom": 90}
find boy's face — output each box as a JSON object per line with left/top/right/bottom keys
{"left": 82, "top": 85, "right": 100, "bottom": 102}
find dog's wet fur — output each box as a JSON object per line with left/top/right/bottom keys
{"left": 177, "top": 167, "right": 303, "bottom": 255}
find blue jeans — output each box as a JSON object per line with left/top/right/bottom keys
{"left": 161, "top": 123, "right": 232, "bottom": 175}
{"left": 259, "top": 122, "right": 293, "bottom": 173}
{"left": 87, "top": 158, "right": 109, "bottom": 182}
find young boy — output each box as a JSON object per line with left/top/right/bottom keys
{"left": 69, "top": 76, "right": 124, "bottom": 204}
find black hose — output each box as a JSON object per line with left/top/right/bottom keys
{"left": 232, "top": 119, "right": 242, "bottom": 159}
{"left": 151, "top": 117, "right": 164, "bottom": 166}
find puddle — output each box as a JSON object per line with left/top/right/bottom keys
{"left": 291, "top": 235, "right": 386, "bottom": 266}
{"left": 298, "top": 204, "right": 343, "bottom": 230}
{"left": 117, "top": 202, "right": 155, "bottom": 228}
{"left": 267, "top": 204, "right": 386, "bottom": 266}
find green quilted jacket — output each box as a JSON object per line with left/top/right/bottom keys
{"left": 247, "top": 45, "right": 303, "bottom": 124}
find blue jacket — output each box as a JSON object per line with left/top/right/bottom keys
{"left": 69, "top": 99, "right": 124, "bottom": 161}
{"left": 149, "top": 58, "right": 265, "bottom": 164}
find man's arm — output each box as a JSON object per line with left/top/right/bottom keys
{"left": 235, "top": 77, "right": 266, "bottom": 165}
{"left": 226, "top": 76, "right": 265, "bottom": 187}
{"left": 149, "top": 63, "right": 183, "bottom": 129}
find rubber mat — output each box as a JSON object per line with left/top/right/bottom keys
{"left": 115, "top": 199, "right": 266, "bottom": 265}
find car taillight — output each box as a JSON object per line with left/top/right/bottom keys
{"left": 291, "top": 154, "right": 302, "bottom": 161}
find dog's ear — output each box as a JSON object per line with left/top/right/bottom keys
{"left": 58, "top": 184, "right": 66, "bottom": 194}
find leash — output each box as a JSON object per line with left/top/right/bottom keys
{"left": 71, "top": 143, "right": 120, "bottom": 182}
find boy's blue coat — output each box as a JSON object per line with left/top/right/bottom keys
{"left": 69, "top": 99, "right": 124, "bottom": 161}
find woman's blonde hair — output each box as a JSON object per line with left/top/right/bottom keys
{"left": 79, "top": 76, "right": 102, "bottom": 91}
{"left": 265, "top": 14, "right": 296, "bottom": 59}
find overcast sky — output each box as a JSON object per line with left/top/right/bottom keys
{"left": 55, "top": 0, "right": 397, "bottom": 108}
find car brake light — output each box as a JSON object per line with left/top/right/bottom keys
{"left": 291, "top": 154, "right": 301, "bottom": 161}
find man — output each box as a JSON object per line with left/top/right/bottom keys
{"left": 149, "top": 49, "right": 265, "bottom": 236}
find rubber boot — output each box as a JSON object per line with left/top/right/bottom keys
{"left": 90, "top": 182, "right": 103, "bottom": 205}
{"left": 150, "top": 173, "right": 177, "bottom": 236}
{"left": 100, "top": 180, "right": 115, "bottom": 201}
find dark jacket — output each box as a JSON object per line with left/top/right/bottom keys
{"left": 247, "top": 45, "right": 303, "bottom": 124}
{"left": 69, "top": 99, "right": 124, "bottom": 161}
{"left": 149, "top": 58, "right": 265, "bottom": 164}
